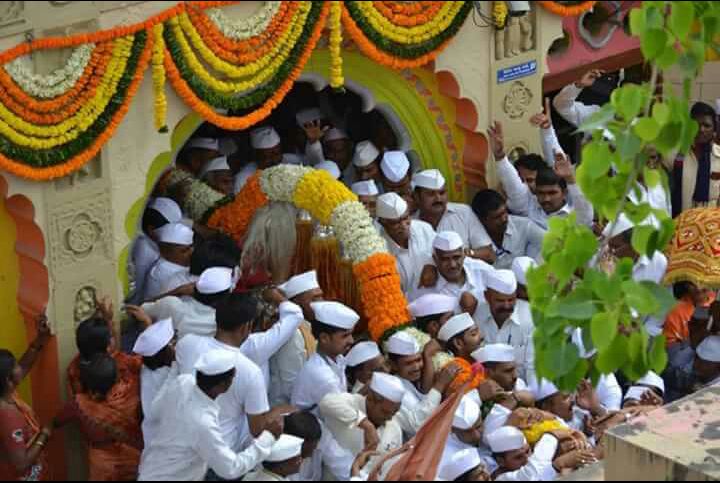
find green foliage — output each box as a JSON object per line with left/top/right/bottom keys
{"left": 530, "top": 2, "right": 720, "bottom": 390}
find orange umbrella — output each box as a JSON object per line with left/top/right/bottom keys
{"left": 664, "top": 208, "right": 720, "bottom": 288}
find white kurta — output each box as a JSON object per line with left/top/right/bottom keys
{"left": 633, "top": 253, "right": 669, "bottom": 337}
{"left": 496, "top": 156, "right": 594, "bottom": 229}
{"left": 416, "top": 202, "right": 491, "bottom": 249}
{"left": 270, "top": 325, "right": 312, "bottom": 407}
{"left": 319, "top": 390, "right": 441, "bottom": 479}
{"left": 291, "top": 352, "right": 348, "bottom": 410}
{"left": 494, "top": 434, "right": 559, "bottom": 481}
{"left": 142, "top": 296, "right": 216, "bottom": 339}
{"left": 489, "top": 216, "right": 546, "bottom": 270}
{"left": 138, "top": 374, "right": 275, "bottom": 482}
{"left": 144, "top": 258, "right": 194, "bottom": 302}
{"left": 175, "top": 336, "right": 270, "bottom": 452}
{"left": 476, "top": 305, "right": 536, "bottom": 383}
{"left": 678, "top": 143, "right": 720, "bottom": 213}
{"left": 409, "top": 257, "right": 492, "bottom": 303}
{"left": 240, "top": 302, "right": 305, "bottom": 386}
{"left": 244, "top": 468, "right": 290, "bottom": 482}
{"left": 381, "top": 220, "right": 436, "bottom": 294}
{"left": 552, "top": 84, "right": 600, "bottom": 128}
{"left": 131, "top": 233, "right": 160, "bottom": 304}
{"left": 140, "top": 364, "right": 178, "bottom": 447}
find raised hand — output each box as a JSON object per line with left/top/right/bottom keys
{"left": 576, "top": 69, "right": 604, "bottom": 89}
{"left": 125, "top": 305, "right": 153, "bottom": 329}
{"left": 530, "top": 97, "right": 553, "bottom": 130}
{"left": 488, "top": 121, "right": 506, "bottom": 161}
{"left": 35, "top": 313, "right": 52, "bottom": 344}
{"left": 95, "top": 295, "right": 114, "bottom": 324}
{"left": 554, "top": 152, "right": 576, "bottom": 183}
{"left": 302, "top": 120, "right": 328, "bottom": 144}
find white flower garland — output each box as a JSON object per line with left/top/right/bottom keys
{"left": 207, "top": 1, "right": 281, "bottom": 41}
{"left": 5, "top": 43, "right": 95, "bottom": 99}
{"left": 330, "top": 201, "right": 388, "bottom": 264}
{"left": 261, "top": 164, "right": 311, "bottom": 203}
{"left": 403, "top": 326, "right": 456, "bottom": 371}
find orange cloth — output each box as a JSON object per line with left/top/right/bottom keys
{"left": 0, "top": 394, "right": 50, "bottom": 481}
{"left": 59, "top": 358, "right": 143, "bottom": 481}
{"left": 663, "top": 294, "right": 716, "bottom": 347}
{"left": 66, "top": 351, "right": 141, "bottom": 397}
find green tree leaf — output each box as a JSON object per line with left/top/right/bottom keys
{"left": 632, "top": 225, "right": 655, "bottom": 257}
{"left": 591, "top": 313, "right": 618, "bottom": 352}
{"left": 634, "top": 118, "right": 661, "bottom": 141}
{"left": 641, "top": 29, "right": 669, "bottom": 60}
{"left": 649, "top": 335, "right": 669, "bottom": 374}
{"left": 652, "top": 102, "right": 671, "bottom": 126}
{"left": 629, "top": 8, "right": 646, "bottom": 36}
{"left": 577, "top": 104, "right": 616, "bottom": 134}
{"left": 622, "top": 281, "right": 660, "bottom": 315}
{"left": 596, "top": 334, "right": 628, "bottom": 374}
{"left": 670, "top": 2, "right": 694, "bottom": 38}
{"left": 580, "top": 142, "right": 613, "bottom": 180}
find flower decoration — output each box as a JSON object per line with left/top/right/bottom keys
{"left": 206, "top": 2, "right": 281, "bottom": 40}
{"left": 538, "top": 1, "right": 597, "bottom": 17}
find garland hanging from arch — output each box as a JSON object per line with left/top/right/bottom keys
{"left": 0, "top": 1, "right": 473, "bottom": 181}
{"left": 537, "top": 1, "right": 598, "bottom": 17}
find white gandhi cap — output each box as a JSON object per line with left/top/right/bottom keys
{"left": 437, "top": 448, "right": 483, "bottom": 481}
{"left": 487, "top": 426, "right": 527, "bottom": 453}
{"left": 384, "top": 331, "right": 421, "bottom": 356}
{"left": 155, "top": 223, "right": 194, "bottom": 246}
{"left": 472, "top": 343, "right": 516, "bottom": 364}
{"left": 408, "top": 294, "right": 457, "bottom": 318}
{"left": 194, "top": 350, "right": 236, "bottom": 376}
{"left": 636, "top": 371, "right": 665, "bottom": 394}
{"left": 310, "top": 301, "right": 359, "bottom": 330}
{"left": 187, "top": 138, "right": 220, "bottom": 152}
{"left": 197, "top": 267, "right": 235, "bottom": 295}
{"left": 376, "top": 192, "right": 408, "bottom": 220}
{"left": 381, "top": 151, "right": 410, "bottom": 183}
{"left": 434, "top": 231, "right": 464, "bottom": 252}
{"left": 316, "top": 160, "right": 342, "bottom": 180}
{"left": 250, "top": 126, "right": 281, "bottom": 150}
{"left": 369, "top": 372, "right": 405, "bottom": 403}
{"left": 353, "top": 141, "right": 380, "bottom": 168}
{"left": 133, "top": 318, "right": 174, "bottom": 357}
{"left": 413, "top": 169, "right": 446, "bottom": 191}
{"left": 352, "top": 180, "right": 379, "bottom": 197}
{"left": 346, "top": 342, "right": 382, "bottom": 368}
{"left": 266, "top": 434, "right": 304, "bottom": 463}
{"left": 484, "top": 269, "right": 518, "bottom": 295}
{"left": 697, "top": 335, "right": 720, "bottom": 363}
{"left": 148, "top": 197, "right": 183, "bottom": 224}
{"left": 199, "top": 156, "right": 231, "bottom": 179}
{"left": 438, "top": 313, "right": 475, "bottom": 342}
{"left": 279, "top": 271, "right": 320, "bottom": 299}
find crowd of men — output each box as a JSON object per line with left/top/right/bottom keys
{"left": 2, "top": 70, "right": 720, "bottom": 482}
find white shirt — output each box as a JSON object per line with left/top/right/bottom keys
{"left": 381, "top": 220, "right": 436, "bottom": 294}
{"left": 142, "top": 296, "right": 216, "bottom": 340}
{"left": 244, "top": 468, "right": 290, "bottom": 482}
{"left": 597, "top": 373, "right": 623, "bottom": 412}
{"left": 175, "top": 336, "right": 270, "bottom": 452}
{"left": 552, "top": 84, "right": 600, "bottom": 128}
{"left": 131, "top": 233, "right": 160, "bottom": 304}
{"left": 140, "top": 364, "right": 178, "bottom": 447}
{"left": 319, "top": 390, "right": 441, "bottom": 478}
{"left": 488, "top": 215, "right": 546, "bottom": 270}
{"left": 476, "top": 304, "right": 536, "bottom": 383}
{"left": 495, "top": 434, "right": 559, "bottom": 481}
{"left": 629, "top": 182, "right": 672, "bottom": 218}
{"left": 416, "top": 202, "right": 491, "bottom": 249}
{"left": 633, "top": 252, "right": 669, "bottom": 336}
{"left": 291, "top": 352, "right": 348, "bottom": 410}
{"left": 410, "top": 257, "right": 491, "bottom": 302}
{"left": 138, "top": 374, "right": 275, "bottom": 481}
{"left": 270, "top": 325, "right": 312, "bottom": 406}
{"left": 240, "top": 302, "right": 305, "bottom": 386}
{"left": 144, "top": 258, "right": 195, "bottom": 302}
{"left": 496, "top": 156, "right": 594, "bottom": 229}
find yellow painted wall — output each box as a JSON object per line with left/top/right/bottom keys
{"left": 0, "top": 197, "right": 31, "bottom": 404}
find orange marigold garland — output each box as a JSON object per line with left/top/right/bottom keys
{"left": 538, "top": 1, "right": 597, "bottom": 17}
{"left": 373, "top": 2, "right": 444, "bottom": 27}
{"left": 206, "top": 171, "right": 269, "bottom": 245}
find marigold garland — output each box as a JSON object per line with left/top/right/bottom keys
{"left": 329, "top": 1, "right": 344, "bottom": 89}
{"left": 293, "top": 169, "right": 357, "bottom": 225}
{"left": 447, "top": 359, "right": 486, "bottom": 394}
{"left": 538, "top": 1, "right": 597, "bottom": 17}
{"left": 493, "top": 1, "right": 508, "bottom": 29}
{"left": 373, "top": 2, "right": 445, "bottom": 28}
{"left": 207, "top": 171, "right": 269, "bottom": 244}
{"left": 0, "top": 29, "right": 151, "bottom": 180}
{"left": 357, "top": 1, "right": 463, "bottom": 45}
{"left": 152, "top": 23, "right": 168, "bottom": 133}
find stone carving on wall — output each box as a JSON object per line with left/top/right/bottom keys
{"left": 495, "top": 12, "right": 535, "bottom": 61}
{"left": 508, "top": 144, "right": 530, "bottom": 162}
{"left": 0, "top": 2, "right": 24, "bottom": 25}
{"left": 48, "top": 189, "right": 113, "bottom": 272}
{"left": 503, "top": 81, "right": 533, "bottom": 119}
{"left": 73, "top": 286, "right": 97, "bottom": 324}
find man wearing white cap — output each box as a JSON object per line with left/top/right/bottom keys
{"left": 376, "top": 192, "right": 436, "bottom": 294}
{"left": 174, "top": 294, "right": 298, "bottom": 460}
{"left": 439, "top": 395, "right": 497, "bottom": 479}
{"left": 529, "top": 378, "right": 597, "bottom": 435}
{"left": 413, "top": 169, "right": 492, "bottom": 252}
{"left": 623, "top": 374, "right": 665, "bottom": 409}
{"left": 138, "top": 350, "right": 282, "bottom": 481}
{"left": 177, "top": 137, "right": 223, "bottom": 177}
{"left": 472, "top": 344, "right": 529, "bottom": 394}
{"left": 234, "top": 126, "right": 303, "bottom": 193}
{"left": 244, "top": 435, "right": 305, "bottom": 481}
{"left": 411, "top": 231, "right": 493, "bottom": 309}
{"left": 439, "top": 313, "right": 484, "bottom": 362}
{"left": 316, "top": 160, "right": 342, "bottom": 180}
{"left": 270, "top": 271, "right": 323, "bottom": 406}
{"left": 353, "top": 140, "right": 383, "bottom": 186}
{"left": 487, "top": 426, "right": 562, "bottom": 481}
{"left": 141, "top": 266, "right": 235, "bottom": 339}
{"left": 319, "top": 370, "right": 457, "bottom": 480}
{"left": 488, "top": 121, "right": 594, "bottom": 230}
{"left": 292, "top": 301, "right": 359, "bottom": 411}
{"left": 380, "top": 151, "right": 417, "bottom": 214}
{"left": 352, "top": 180, "right": 380, "bottom": 219}
{"left": 144, "top": 223, "right": 195, "bottom": 302}
{"left": 199, "top": 156, "right": 234, "bottom": 196}
{"left": 471, "top": 189, "right": 545, "bottom": 270}
{"left": 346, "top": 341, "right": 388, "bottom": 394}
{"left": 437, "top": 448, "right": 489, "bottom": 482}
{"left": 133, "top": 318, "right": 178, "bottom": 447}
{"left": 408, "top": 293, "right": 457, "bottom": 340}
{"left": 131, "top": 197, "right": 184, "bottom": 304}
{"left": 475, "top": 269, "right": 536, "bottom": 383}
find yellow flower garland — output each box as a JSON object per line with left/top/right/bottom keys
{"left": 293, "top": 169, "right": 357, "bottom": 225}
{"left": 152, "top": 23, "right": 168, "bottom": 132}
{"left": 0, "top": 36, "right": 133, "bottom": 149}
{"left": 176, "top": 2, "right": 308, "bottom": 80}
{"left": 493, "top": 1, "right": 508, "bottom": 29}
{"left": 329, "top": 1, "right": 344, "bottom": 89}
{"left": 357, "top": 1, "right": 463, "bottom": 44}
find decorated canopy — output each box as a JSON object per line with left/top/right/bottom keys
{"left": 664, "top": 207, "right": 720, "bottom": 289}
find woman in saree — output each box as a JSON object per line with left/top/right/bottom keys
{"left": 0, "top": 315, "right": 54, "bottom": 481}
{"left": 55, "top": 352, "right": 144, "bottom": 481}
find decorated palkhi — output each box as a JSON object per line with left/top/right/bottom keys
{"left": 159, "top": 162, "right": 483, "bottom": 392}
